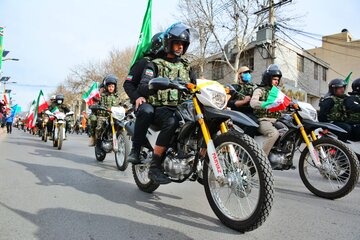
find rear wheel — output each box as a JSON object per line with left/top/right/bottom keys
{"left": 132, "top": 148, "right": 160, "bottom": 193}
{"left": 299, "top": 137, "right": 359, "bottom": 199}
{"left": 203, "top": 132, "right": 274, "bottom": 233}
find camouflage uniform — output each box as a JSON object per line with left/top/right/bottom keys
{"left": 252, "top": 86, "right": 282, "bottom": 119}
{"left": 90, "top": 92, "right": 120, "bottom": 139}
{"left": 345, "top": 94, "right": 360, "bottom": 123}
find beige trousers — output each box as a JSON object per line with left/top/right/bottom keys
{"left": 258, "top": 120, "right": 280, "bottom": 155}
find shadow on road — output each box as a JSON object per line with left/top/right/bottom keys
{"left": 10, "top": 160, "right": 238, "bottom": 235}
{"left": 0, "top": 202, "right": 194, "bottom": 240}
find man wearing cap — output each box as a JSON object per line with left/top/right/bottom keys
{"left": 227, "top": 66, "right": 257, "bottom": 137}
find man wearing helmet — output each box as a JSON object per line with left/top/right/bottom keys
{"left": 319, "top": 79, "right": 350, "bottom": 141}
{"left": 123, "top": 32, "right": 165, "bottom": 164}
{"left": 227, "top": 66, "right": 257, "bottom": 137}
{"left": 137, "top": 22, "right": 196, "bottom": 184}
{"left": 48, "top": 94, "right": 71, "bottom": 139}
{"left": 344, "top": 78, "right": 360, "bottom": 141}
{"left": 250, "top": 64, "right": 282, "bottom": 156}
{"left": 89, "top": 74, "right": 121, "bottom": 146}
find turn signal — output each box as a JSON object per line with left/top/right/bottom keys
{"left": 186, "top": 83, "right": 196, "bottom": 89}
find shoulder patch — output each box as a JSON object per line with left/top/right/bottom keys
{"left": 145, "top": 69, "right": 154, "bottom": 77}
{"left": 126, "top": 75, "right": 133, "bottom": 81}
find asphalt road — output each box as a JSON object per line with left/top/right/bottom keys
{"left": 0, "top": 129, "right": 359, "bottom": 240}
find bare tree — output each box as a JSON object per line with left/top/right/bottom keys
{"left": 179, "top": 0, "right": 268, "bottom": 82}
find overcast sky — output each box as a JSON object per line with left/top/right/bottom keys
{"left": 1, "top": 0, "right": 359, "bottom": 109}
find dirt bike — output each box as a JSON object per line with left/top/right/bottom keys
{"left": 125, "top": 78, "right": 274, "bottom": 233}
{"left": 45, "top": 110, "right": 74, "bottom": 150}
{"left": 251, "top": 101, "right": 359, "bottom": 199}
{"left": 89, "top": 105, "right": 129, "bottom": 171}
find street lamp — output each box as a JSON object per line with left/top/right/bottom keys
{"left": 2, "top": 58, "right": 20, "bottom": 62}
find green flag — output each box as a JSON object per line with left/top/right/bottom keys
{"left": 344, "top": 72, "right": 352, "bottom": 85}
{"left": 0, "top": 26, "right": 4, "bottom": 71}
{"left": 130, "top": 0, "right": 152, "bottom": 68}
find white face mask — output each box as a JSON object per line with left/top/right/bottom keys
{"left": 57, "top": 100, "right": 62, "bottom": 104}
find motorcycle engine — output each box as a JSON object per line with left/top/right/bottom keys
{"left": 163, "top": 150, "right": 195, "bottom": 180}
{"left": 102, "top": 141, "right": 113, "bottom": 153}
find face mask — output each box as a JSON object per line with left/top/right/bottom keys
{"left": 242, "top": 73, "right": 252, "bottom": 82}
{"left": 57, "top": 100, "right": 62, "bottom": 104}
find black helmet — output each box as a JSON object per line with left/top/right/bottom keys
{"left": 328, "top": 78, "right": 346, "bottom": 95}
{"left": 55, "top": 94, "right": 64, "bottom": 104}
{"left": 149, "top": 32, "right": 164, "bottom": 56}
{"left": 261, "top": 64, "right": 282, "bottom": 86}
{"left": 163, "top": 22, "right": 190, "bottom": 55}
{"left": 351, "top": 78, "right": 360, "bottom": 94}
{"left": 103, "top": 74, "right": 118, "bottom": 92}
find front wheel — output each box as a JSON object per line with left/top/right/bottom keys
{"left": 57, "top": 126, "right": 63, "bottom": 150}
{"left": 114, "top": 131, "right": 129, "bottom": 171}
{"left": 43, "top": 127, "right": 48, "bottom": 142}
{"left": 203, "top": 132, "right": 274, "bottom": 233}
{"left": 299, "top": 137, "right": 359, "bottom": 199}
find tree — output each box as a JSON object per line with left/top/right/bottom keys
{"left": 179, "top": 0, "right": 269, "bottom": 82}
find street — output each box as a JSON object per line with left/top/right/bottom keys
{"left": 0, "top": 129, "right": 359, "bottom": 240}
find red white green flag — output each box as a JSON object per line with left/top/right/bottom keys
{"left": 26, "top": 100, "right": 37, "bottom": 129}
{"left": 3, "top": 92, "right": 11, "bottom": 110}
{"left": 261, "top": 86, "right": 291, "bottom": 112}
{"left": 82, "top": 82, "right": 100, "bottom": 105}
{"left": 33, "top": 90, "right": 49, "bottom": 128}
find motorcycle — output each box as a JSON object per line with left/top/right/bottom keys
{"left": 45, "top": 110, "right": 74, "bottom": 150}
{"left": 252, "top": 101, "right": 359, "bottom": 199}
{"left": 125, "top": 78, "right": 274, "bottom": 233}
{"left": 41, "top": 115, "right": 49, "bottom": 142}
{"left": 89, "top": 105, "right": 129, "bottom": 171}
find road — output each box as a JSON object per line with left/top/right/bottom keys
{"left": 0, "top": 129, "right": 359, "bottom": 240}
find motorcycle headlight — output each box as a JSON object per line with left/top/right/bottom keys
{"left": 209, "top": 89, "right": 227, "bottom": 109}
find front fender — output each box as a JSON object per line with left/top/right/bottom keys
{"left": 203, "top": 107, "right": 259, "bottom": 128}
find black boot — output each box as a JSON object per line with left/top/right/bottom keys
{"left": 148, "top": 154, "right": 171, "bottom": 184}
{"left": 127, "top": 147, "right": 141, "bottom": 164}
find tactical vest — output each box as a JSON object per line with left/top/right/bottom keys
{"left": 98, "top": 93, "right": 118, "bottom": 116}
{"left": 346, "top": 94, "right": 360, "bottom": 123}
{"left": 233, "top": 83, "right": 256, "bottom": 100}
{"left": 147, "top": 58, "right": 191, "bottom": 107}
{"left": 326, "top": 95, "right": 347, "bottom": 122}
{"left": 253, "top": 87, "right": 282, "bottom": 119}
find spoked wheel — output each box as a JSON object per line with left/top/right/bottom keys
{"left": 57, "top": 126, "right": 63, "bottom": 150}
{"left": 43, "top": 127, "right": 48, "bottom": 142}
{"left": 52, "top": 129, "right": 58, "bottom": 147}
{"left": 203, "top": 132, "right": 274, "bottom": 233}
{"left": 299, "top": 138, "right": 359, "bottom": 199}
{"left": 132, "top": 148, "right": 160, "bottom": 193}
{"left": 115, "top": 131, "right": 129, "bottom": 171}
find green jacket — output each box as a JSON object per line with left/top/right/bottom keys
{"left": 253, "top": 86, "right": 281, "bottom": 119}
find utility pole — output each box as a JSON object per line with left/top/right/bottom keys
{"left": 254, "top": 0, "right": 292, "bottom": 64}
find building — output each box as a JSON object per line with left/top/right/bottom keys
{"left": 202, "top": 26, "right": 329, "bottom": 107}
{"left": 307, "top": 29, "right": 360, "bottom": 89}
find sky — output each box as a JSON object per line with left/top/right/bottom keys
{"left": 1, "top": 0, "right": 359, "bottom": 110}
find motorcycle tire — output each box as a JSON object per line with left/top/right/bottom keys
{"left": 95, "top": 145, "right": 106, "bottom": 162}
{"left": 115, "top": 131, "right": 129, "bottom": 171}
{"left": 43, "top": 128, "right": 48, "bottom": 142}
{"left": 57, "top": 126, "right": 63, "bottom": 150}
{"left": 53, "top": 130, "right": 58, "bottom": 147}
{"left": 132, "top": 148, "right": 160, "bottom": 193}
{"left": 299, "top": 137, "right": 359, "bottom": 199}
{"left": 203, "top": 132, "right": 274, "bottom": 233}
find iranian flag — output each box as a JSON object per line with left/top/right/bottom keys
{"left": 261, "top": 86, "right": 291, "bottom": 112}
{"left": 82, "top": 82, "right": 100, "bottom": 105}
{"left": 26, "top": 100, "right": 37, "bottom": 129}
{"left": 32, "top": 90, "right": 49, "bottom": 128}
{"left": 3, "top": 92, "right": 11, "bottom": 110}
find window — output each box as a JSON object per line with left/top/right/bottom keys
{"left": 297, "top": 54, "right": 304, "bottom": 72}
{"left": 314, "top": 62, "right": 318, "bottom": 80}
{"left": 322, "top": 67, "right": 327, "bottom": 81}
{"left": 212, "top": 61, "right": 224, "bottom": 80}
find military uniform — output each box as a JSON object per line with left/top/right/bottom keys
{"left": 319, "top": 94, "right": 351, "bottom": 141}
{"left": 138, "top": 56, "right": 194, "bottom": 147}
{"left": 344, "top": 94, "right": 360, "bottom": 141}
{"left": 250, "top": 86, "right": 281, "bottom": 155}
{"left": 90, "top": 92, "right": 121, "bottom": 139}
{"left": 47, "top": 102, "right": 70, "bottom": 135}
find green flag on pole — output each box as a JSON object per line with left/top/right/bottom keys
{"left": 344, "top": 72, "right": 352, "bottom": 91}
{"left": 0, "top": 26, "right": 4, "bottom": 72}
{"left": 130, "top": 0, "right": 152, "bottom": 68}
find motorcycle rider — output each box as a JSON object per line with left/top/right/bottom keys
{"left": 89, "top": 74, "right": 121, "bottom": 146}
{"left": 250, "top": 65, "right": 282, "bottom": 156}
{"left": 344, "top": 78, "right": 360, "bottom": 141}
{"left": 227, "top": 66, "right": 257, "bottom": 137}
{"left": 48, "top": 94, "right": 71, "bottom": 139}
{"left": 319, "top": 79, "right": 350, "bottom": 141}
{"left": 124, "top": 32, "right": 165, "bottom": 164}
{"left": 138, "top": 22, "right": 195, "bottom": 184}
